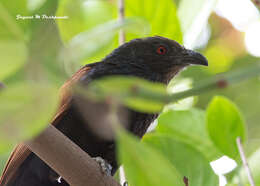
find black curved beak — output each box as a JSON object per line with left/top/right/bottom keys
{"left": 183, "top": 49, "right": 208, "bottom": 66}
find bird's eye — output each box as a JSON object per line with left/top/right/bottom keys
{"left": 156, "top": 46, "right": 167, "bottom": 55}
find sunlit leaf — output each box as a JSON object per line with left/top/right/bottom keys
{"left": 0, "top": 40, "right": 27, "bottom": 81}
{"left": 60, "top": 18, "right": 149, "bottom": 75}
{"left": 27, "top": 0, "right": 46, "bottom": 11}
{"left": 87, "top": 76, "right": 167, "bottom": 113}
{"left": 125, "top": 0, "right": 182, "bottom": 43}
{"left": 26, "top": 0, "right": 64, "bottom": 84}
{"left": 56, "top": 0, "right": 117, "bottom": 43}
{"left": 206, "top": 96, "right": 246, "bottom": 159}
{"left": 178, "top": 0, "right": 217, "bottom": 48}
{"left": 157, "top": 108, "right": 222, "bottom": 161}
{"left": 0, "top": 0, "right": 27, "bottom": 40}
{"left": 57, "top": 0, "right": 118, "bottom": 66}
{"left": 143, "top": 134, "right": 219, "bottom": 186}
{"left": 117, "top": 130, "right": 183, "bottom": 186}
{"left": 204, "top": 43, "right": 235, "bottom": 74}
{"left": 0, "top": 83, "right": 59, "bottom": 151}
{"left": 165, "top": 78, "right": 195, "bottom": 111}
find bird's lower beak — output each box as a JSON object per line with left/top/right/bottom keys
{"left": 183, "top": 49, "right": 208, "bottom": 66}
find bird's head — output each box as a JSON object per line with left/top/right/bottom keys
{"left": 105, "top": 36, "right": 208, "bottom": 83}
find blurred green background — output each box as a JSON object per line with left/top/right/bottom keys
{"left": 0, "top": 0, "right": 260, "bottom": 185}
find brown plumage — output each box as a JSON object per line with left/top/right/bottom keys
{"left": 0, "top": 36, "right": 208, "bottom": 186}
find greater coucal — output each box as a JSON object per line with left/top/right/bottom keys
{"left": 0, "top": 36, "right": 208, "bottom": 186}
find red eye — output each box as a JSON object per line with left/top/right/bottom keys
{"left": 157, "top": 46, "right": 167, "bottom": 55}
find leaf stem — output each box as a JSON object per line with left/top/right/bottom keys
{"left": 236, "top": 137, "right": 255, "bottom": 186}
{"left": 118, "top": 0, "right": 125, "bottom": 45}
{"left": 118, "top": 1, "right": 127, "bottom": 185}
{"left": 169, "top": 64, "right": 260, "bottom": 102}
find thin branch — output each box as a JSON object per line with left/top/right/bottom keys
{"left": 236, "top": 137, "right": 255, "bottom": 186}
{"left": 79, "top": 63, "right": 260, "bottom": 113}
{"left": 25, "top": 125, "right": 120, "bottom": 186}
{"left": 118, "top": 1, "right": 126, "bottom": 185}
{"left": 118, "top": 0, "right": 125, "bottom": 45}
{"left": 131, "top": 63, "right": 260, "bottom": 104}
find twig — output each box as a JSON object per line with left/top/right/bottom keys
{"left": 118, "top": 1, "right": 127, "bottom": 185}
{"left": 25, "top": 125, "right": 120, "bottom": 186}
{"left": 236, "top": 137, "right": 255, "bottom": 186}
{"left": 118, "top": 0, "right": 125, "bottom": 45}
{"left": 81, "top": 63, "right": 260, "bottom": 112}
{"left": 130, "top": 63, "right": 260, "bottom": 104}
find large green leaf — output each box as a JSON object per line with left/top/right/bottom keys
{"left": 178, "top": 0, "right": 217, "bottom": 48}
{"left": 87, "top": 76, "right": 167, "bottom": 113}
{"left": 56, "top": 0, "right": 117, "bottom": 43}
{"left": 125, "top": 0, "right": 182, "bottom": 43}
{"left": 26, "top": 0, "right": 65, "bottom": 84}
{"left": 206, "top": 96, "right": 246, "bottom": 159}
{"left": 0, "top": 0, "right": 29, "bottom": 81}
{"left": 0, "top": 83, "right": 59, "bottom": 152}
{"left": 157, "top": 108, "right": 222, "bottom": 161}
{"left": 117, "top": 131, "right": 184, "bottom": 186}
{"left": 0, "top": 0, "right": 27, "bottom": 40}
{"left": 0, "top": 40, "right": 27, "bottom": 81}
{"left": 143, "top": 134, "right": 219, "bottom": 186}
{"left": 60, "top": 18, "right": 148, "bottom": 75}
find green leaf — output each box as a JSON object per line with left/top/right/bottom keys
{"left": 125, "top": 0, "right": 182, "bottom": 43}
{"left": 60, "top": 18, "right": 148, "bottom": 74}
{"left": 56, "top": 0, "right": 117, "bottom": 43}
{"left": 157, "top": 108, "right": 222, "bottom": 161}
{"left": 0, "top": 83, "right": 59, "bottom": 152}
{"left": 0, "top": 40, "right": 27, "bottom": 81}
{"left": 206, "top": 96, "right": 246, "bottom": 159}
{"left": 27, "top": 0, "right": 64, "bottom": 84}
{"left": 87, "top": 76, "right": 167, "bottom": 113}
{"left": 143, "top": 134, "right": 219, "bottom": 186}
{"left": 117, "top": 130, "right": 184, "bottom": 186}
{"left": 178, "top": 0, "right": 217, "bottom": 48}
{"left": 204, "top": 43, "right": 235, "bottom": 74}
{"left": 0, "top": 0, "right": 27, "bottom": 40}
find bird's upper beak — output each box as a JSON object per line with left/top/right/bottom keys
{"left": 182, "top": 49, "right": 208, "bottom": 66}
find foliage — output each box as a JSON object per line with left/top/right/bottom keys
{"left": 157, "top": 108, "right": 222, "bottom": 161}
{"left": 143, "top": 134, "right": 219, "bottom": 186}
{"left": 117, "top": 131, "right": 183, "bottom": 186}
{"left": 207, "top": 96, "right": 246, "bottom": 160}
{"left": 0, "top": 0, "right": 260, "bottom": 185}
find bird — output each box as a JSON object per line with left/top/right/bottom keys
{"left": 0, "top": 36, "right": 208, "bottom": 186}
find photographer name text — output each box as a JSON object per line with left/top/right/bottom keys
{"left": 16, "top": 14, "right": 69, "bottom": 20}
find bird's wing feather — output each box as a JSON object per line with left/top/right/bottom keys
{"left": 0, "top": 65, "right": 93, "bottom": 186}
